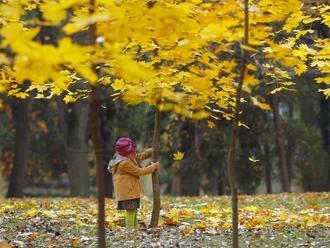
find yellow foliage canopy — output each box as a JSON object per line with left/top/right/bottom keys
{"left": 0, "top": 0, "right": 328, "bottom": 119}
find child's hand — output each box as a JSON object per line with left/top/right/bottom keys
{"left": 146, "top": 148, "right": 153, "bottom": 154}
{"left": 151, "top": 162, "right": 160, "bottom": 170}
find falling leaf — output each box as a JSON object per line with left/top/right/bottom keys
{"left": 207, "top": 121, "right": 215, "bottom": 128}
{"left": 251, "top": 97, "right": 272, "bottom": 111}
{"left": 238, "top": 122, "right": 250, "bottom": 129}
{"left": 249, "top": 156, "right": 260, "bottom": 163}
{"left": 173, "top": 151, "right": 184, "bottom": 161}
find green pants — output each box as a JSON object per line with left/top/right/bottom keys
{"left": 125, "top": 209, "right": 138, "bottom": 229}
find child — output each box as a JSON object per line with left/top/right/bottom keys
{"left": 108, "top": 137, "right": 160, "bottom": 229}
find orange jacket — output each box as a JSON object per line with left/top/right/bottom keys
{"left": 109, "top": 149, "right": 156, "bottom": 201}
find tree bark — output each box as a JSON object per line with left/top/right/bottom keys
{"left": 264, "top": 142, "right": 272, "bottom": 194}
{"left": 57, "top": 98, "right": 90, "bottom": 197}
{"left": 227, "top": 0, "right": 248, "bottom": 247}
{"left": 272, "top": 94, "right": 291, "bottom": 192}
{"left": 90, "top": 87, "right": 106, "bottom": 248}
{"left": 150, "top": 109, "right": 161, "bottom": 227}
{"left": 100, "top": 100, "right": 113, "bottom": 198}
{"left": 318, "top": 23, "right": 330, "bottom": 155}
{"left": 89, "top": 0, "right": 105, "bottom": 247}
{"left": 194, "top": 121, "right": 203, "bottom": 160}
{"left": 171, "top": 161, "right": 182, "bottom": 196}
{"left": 67, "top": 100, "right": 90, "bottom": 197}
{"left": 7, "top": 98, "right": 31, "bottom": 198}
{"left": 320, "top": 97, "right": 330, "bottom": 154}
{"left": 57, "top": 98, "right": 69, "bottom": 151}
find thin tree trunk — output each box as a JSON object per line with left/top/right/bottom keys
{"left": 195, "top": 121, "right": 203, "bottom": 160}
{"left": 101, "top": 100, "right": 113, "bottom": 198}
{"left": 317, "top": 23, "right": 330, "bottom": 189}
{"left": 227, "top": 1, "right": 249, "bottom": 247}
{"left": 318, "top": 18, "right": 330, "bottom": 155}
{"left": 320, "top": 97, "right": 330, "bottom": 190}
{"left": 261, "top": 112, "right": 272, "bottom": 194}
{"left": 264, "top": 142, "right": 272, "bottom": 194}
{"left": 272, "top": 94, "right": 291, "bottom": 192}
{"left": 89, "top": 0, "right": 105, "bottom": 247}
{"left": 150, "top": 109, "right": 161, "bottom": 227}
{"left": 90, "top": 87, "right": 106, "bottom": 248}
{"left": 7, "top": 98, "right": 31, "bottom": 198}
{"left": 318, "top": 23, "right": 330, "bottom": 155}
{"left": 320, "top": 97, "right": 330, "bottom": 154}
{"left": 57, "top": 98, "right": 69, "bottom": 151}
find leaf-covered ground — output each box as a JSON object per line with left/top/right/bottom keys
{"left": 0, "top": 193, "right": 329, "bottom": 247}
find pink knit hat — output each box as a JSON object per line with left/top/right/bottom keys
{"left": 115, "top": 137, "right": 137, "bottom": 156}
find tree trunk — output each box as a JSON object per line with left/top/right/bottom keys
{"left": 264, "top": 142, "right": 272, "bottom": 194}
{"left": 318, "top": 24, "right": 330, "bottom": 155}
{"left": 150, "top": 109, "right": 161, "bottom": 227}
{"left": 317, "top": 23, "right": 330, "bottom": 189}
{"left": 227, "top": 1, "right": 248, "bottom": 247}
{"left": 100, "top": 100, "right": 113, "bottom": 198}
{"left": 320, "top": 97, "right": 330, "bottom": 154}
{"left": 90, "top": 87, "right": 106, "bottom": 248}
{"left": 57, "top": 98, "right": 69, "bottom": 151}
{"left": 7, "top": 98, "right": 31, "bottom": 198}
{"left": 194, "top": 121, "right": 203, "bottom": 160}
{"left": 67, "top": 100, "right": 90, "bottom": 197}
{"left": 88, "top": 0, "right": 105, "bottom": 246}
{"left": 57, "top": 98, "right": 90, "bottom": 197}
{"left": 171, "top": 162, "right": 182, "bottom": 196}
{"left": 320, "top": 97, "right": 330, "bottom": 190}
{"left": 272, "top": 94, "right": 291, "bottom": 192}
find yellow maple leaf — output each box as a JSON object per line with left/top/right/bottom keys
{"left": 25, "top": 208, "right": 40, "bottom": 218}
{"left": 207, "top": 121, "right": 215, "bottom": 128}
{"left": 294, "top": 63, "right": 307, "bottom": 76}
{"left": 99, "top": 76, "right": 111, "bottom": 86}
{"left": 12, "top": 91, "right": 29, "bottom": 99}
{"left": 194, "top": 222, "right": 207, "bottom": 229}
{"left": 318, "top": 89, "right": 330, "bottom": 99}
{"left": 248, "top": 156, "right": 259, "bottom": 163}
{"left": 112, "top": 79, "right": 125, "bottom": 91}
{"left": 251, "top": 97, "right": 272, "bottom": 111}
{"left": 247, "top": 215, "right": 266, "bottom": 228}
{"left": 238, "top": 122, "right": 250, "bottom": 129}
{"left": 302, "top": 17, "right": 321, "bottom": 24}
{"left": 164, "top": 209, "right": 180, "bottom": 225}
{"left": 173, "top": 151, "right": 184, "bottom": 161}
{"left": 283, "top": 11, "right": 305, "bottom": 32}
{"left": 270, "top": 87, "right": 286, "bottom": 94}
{"left": 63, "top": 13, "right": 110, "bottom": 34}
{"left": 315, "top": 77, "right": 330, "bottom": 85}
{"left": 63, "top": 94, "right": 76, "bottom": 103}
{"left": 0, "top": 53, "right": 10, "bottom": 65}
{"left": 40, "top": 1, "right": 67, "bottom": 25}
